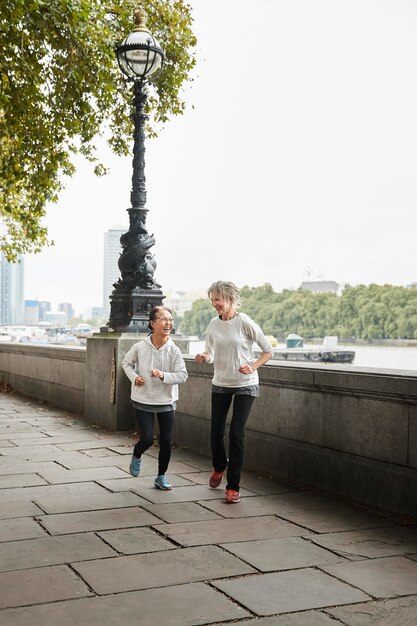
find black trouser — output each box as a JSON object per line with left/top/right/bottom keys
{"left": 133, "top": 409, "right": 174, "bottom": 476}
{"left": 211, "top": 392, "right": 256, "bottom": 492}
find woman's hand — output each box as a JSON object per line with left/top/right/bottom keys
{"left": 239, "top": 363, "right": 254, "bottom": 375}
{"left": 151, "top": 369, "right": 164, "bottom": 380}
{"left": 134, "top": 376, "right": 146, "bottom": 386}
{"left": 195, "top": 353, "right": 207, "bottom": 363}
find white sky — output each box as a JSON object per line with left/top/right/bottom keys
{"left": 25, "top": 0, "right": 417, "bottom": 315}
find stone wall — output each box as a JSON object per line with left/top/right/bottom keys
{"left": 0, "top": 343, "right": 86, "bottom": 414}
{"left": 1, "top": 340, "right": 417, "bottom": 517}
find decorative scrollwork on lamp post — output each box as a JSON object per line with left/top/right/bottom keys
{"left": 104, "top": 6, "right": 165, "bottom": 333}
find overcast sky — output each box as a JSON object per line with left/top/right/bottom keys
{"left": 25, "top": 0, "right": 417, "bottom": 315}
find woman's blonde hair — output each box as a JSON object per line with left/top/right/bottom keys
{"left": 207, "top": 281, "right": 240, "bottom": 307}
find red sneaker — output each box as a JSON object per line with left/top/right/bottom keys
{"left": 209, "top": 470, "right": 224, "bottom": 488}
{"left": 225, "top": 489, "right": 240, "bottom": 503}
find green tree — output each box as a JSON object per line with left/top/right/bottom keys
{"left": 180, "top": 299, "right": 213, "bottom": 337}
{"left": 178, "top": 283, "right": 417, "bottom": 341}
{"left": 0, "top": 0, "right": 196, "bottom": 260}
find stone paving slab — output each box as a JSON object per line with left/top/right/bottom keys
{"left": 164, "top": 450, "right": 213, "bottom": 470}
{"left": 0, "top": 424, "right": 40, "bottom": 434}
{"left": 9, "top": 434, "right": 101, "bottom": 446}
{"left": 57, "top": 453, "right": 140, "bottom": 469}
{"left": 202, "top": 494, "right": 303, "bottom": 518}
{"left": 0, "top": 481, "right": 109, "bottom": 503}
{"left": 279, "top": 504, "right": 393, "bottom": 533}
{"left": 55, "top": 438, "right": 133, "bottom": 451}
{"left": 0, "top": 582, "right": 250, "bottom": 626}
{"left": 37, "top": 465, "right": 128, "bottom": 484}
{"left": 241, "top": 491, "right": 346, "bottom": 514}
{"left": 153, "top": 515, "right": 309, "bottom": 546}
{"left": 326, "top": 594, "right": 417, "bottom": 625}
{"left": 212, "top": 568, "right": 370, "bottom": 615}
{"left": 222, "top": 536, "right": 345, "bottom": 571}
{"left": 34, "top": 491, "right": 146, "bottom": 514}
{"left": 0, "top": 473, "right": 48, "bottom": 488}
{"left": 37, "top": 506, "right": 162, "bottom": 535}
{"left": 0, "top": 517, "right": 47, "bottom": 542}
{"left": 96, "top": 526, "right": 177, "bottom": 554}
{"left": 0, "top": 431, "right": 48, "bottom": 440}
{"left": 322, "top": 555, "right": 417, "bottom": 598}
{"left": 0, "top": 460, "right": 66, "bottom": 476}
{"left": 72, "top": 544, "right": 255, "bottom": 594}
{"left": 0, "top": 564, "right": 93, "bottom": 609}
{"left": 239, "top": 475, "right": 300, "bottom": 495}
{"left": 215, "top": 613, "right": 343, "bottom": 626}
{"left": 0, "top": 532, "right": 116, "bottom": 572}
{"left": 106, "top": 444, "right": 138, "bottom": 455}
{"left": 139, "top": 501, "right": 223, "bottom": 523}
{"left": 96, "top": 473, "right": 193, "bottom": 492}
{"left": 0, "top": 444, "right": 64, "bottom": 457}
{"left": 0, "top": 501, "right": 43, "bottom": 519}
{"left": 310, "top": 525, "right": 417, "bottom": 559}
{"left": 83, "top": 447, "right": 125, "bottom": 457}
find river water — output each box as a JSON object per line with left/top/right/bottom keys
{"left": 186, "top": 340, "right": 417, "bottom": 373}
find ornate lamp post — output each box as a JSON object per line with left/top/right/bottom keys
{"left": 104, "top": 7, "right": 165, "bottom": 333}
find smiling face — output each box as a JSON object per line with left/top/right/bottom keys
{"left": 210, "top": 291, "right": 234, "bottom": 319}
{"left": 150, "top": 308, "right": 174, "bottom": 338}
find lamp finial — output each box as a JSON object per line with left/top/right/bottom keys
{"left": 133, "top": 6, "right": 150, "bottom": 33}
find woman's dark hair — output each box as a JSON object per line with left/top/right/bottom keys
{"left": 148, "top": 305, "right": 174, "bottom": 331}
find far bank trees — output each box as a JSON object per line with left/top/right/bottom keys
{"left": 179, "top": 284, "right": 417, "bottom": 341}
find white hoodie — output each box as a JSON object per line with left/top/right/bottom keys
{"left": 122, "top": 336, "right": 188, "bottom": 406}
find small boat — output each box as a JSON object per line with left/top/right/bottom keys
{"left": 271, "top": 335, "right": 355, "bottom": 364}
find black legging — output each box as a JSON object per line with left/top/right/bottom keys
{"left": 211, "top": 392, "right": 255, "bottom": 492}
{"left": 133, "top": 409, "right": 174, "bottom": 476}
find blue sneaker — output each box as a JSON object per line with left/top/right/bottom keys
{"left": 129, "top": 453, "right": 142, "bottom": 477}
{"left": 154, "top": 474, "right": 172, "bottom": 490}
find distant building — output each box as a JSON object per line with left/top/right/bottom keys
{"left": 103, "top": 225, "right": 127, "bottom": 321}
{"left": 24, "top": 300, "right": 39, "bottom": 325}
{"left": 0, "top": 255, "right": 24, "bottom": 325}
{"left": 91, "top": 307, "right": 104, "bottom": 320}
{"left": 45, "top": 311, "right": 68, "bottom": 326}
{"left": 59, "top": 302, "right": 74, "bottom": 322}
{"left": 38, "top": 301, "right": 51, "bottom": 322}
{"left": 164, "top": 288, "right": 207, "bottom": 316}
{"left": 299, "top": 280, "right": 341, "bottom": 295}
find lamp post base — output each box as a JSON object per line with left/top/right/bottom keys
{"left": 101, "top": 287, "right": 165, "bottom": 333}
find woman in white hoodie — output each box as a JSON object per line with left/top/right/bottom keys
{"left": 122, "top": 306, "right": 188, "bottom": 490}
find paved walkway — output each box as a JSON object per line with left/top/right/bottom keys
{"left": 1, "top": 391, "right": 417, "bottom": 625}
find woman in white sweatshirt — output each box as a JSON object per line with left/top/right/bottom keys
{"left": 122, "top": 306, "right": 188, "bottom": 490}
{"left": 195, "top": 281, "right": 272, "bottom": 503}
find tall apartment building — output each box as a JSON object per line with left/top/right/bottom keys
{"left": 59, "top": 302, "right": 74, "bottom": 322}
{"left": 24, "top": 300, "right": 39, "bottom": 325}
{"left": 0, "top": 255, "right": 25, "bottom": 325}
{"left": 103, "top": 225, "right": 127, "bottom": 321}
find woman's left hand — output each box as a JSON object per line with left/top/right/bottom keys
{"left": 239, "top": 363, "right": 254, "bottom": 375}
{"left": 151, "top": 369, "right": 164, "bottom": 380}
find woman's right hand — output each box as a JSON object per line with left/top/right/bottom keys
{"left": 194, "top": 353, "right": 207, "bottom": 364}
{"left": 134, "top": 376, "right": 146, "bottom": 386}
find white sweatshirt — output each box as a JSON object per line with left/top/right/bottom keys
{"left": 204, "top": 312, "right": 273, "bottom": 387}
{"left": 122, "top": 336, "right": 188, "bottom": 406}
